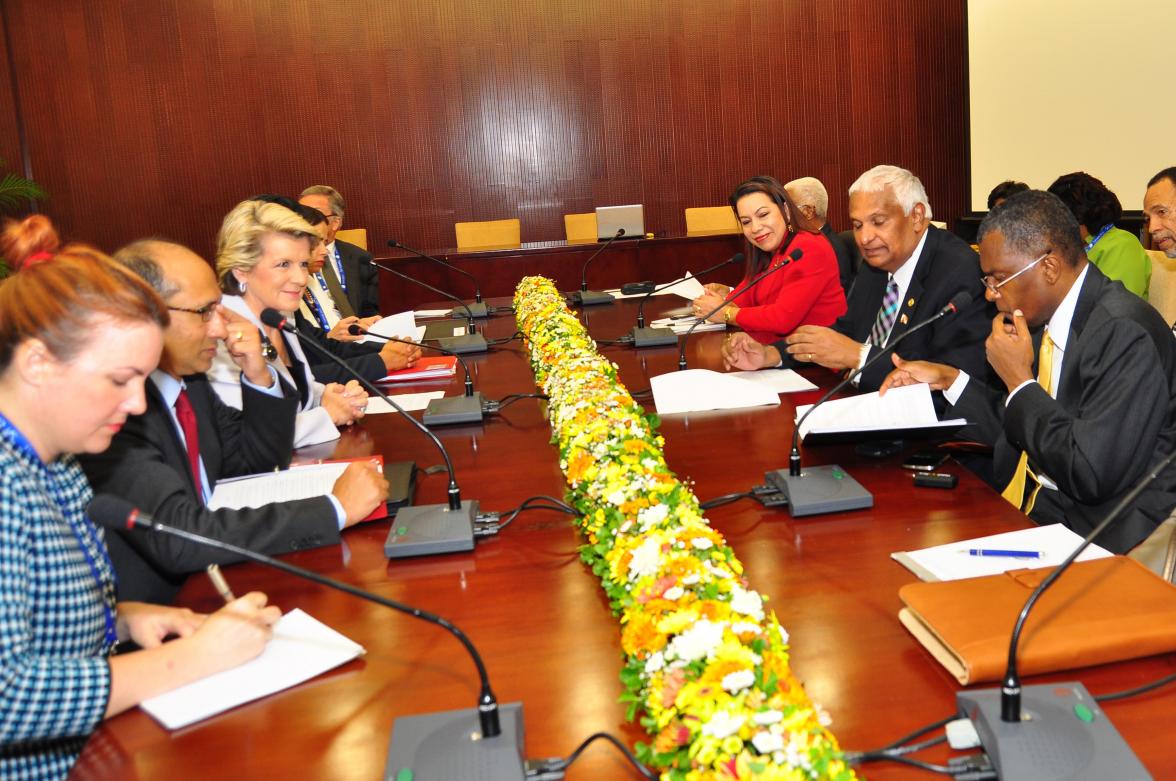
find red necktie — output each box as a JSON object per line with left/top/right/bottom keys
{"left": 174, "top": 388, "right": 205, "bottom": 497}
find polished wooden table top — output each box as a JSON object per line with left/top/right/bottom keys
{"left": 75, "top": 298, "right": 1176, "bottom": 780}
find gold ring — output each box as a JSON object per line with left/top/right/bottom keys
{"left": 234, "top": 331, "right": 243, "bottom": 340}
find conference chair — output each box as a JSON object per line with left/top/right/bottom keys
{"left": 563, "top": 212, "right": 598, "bottom": 244}
{"left": 1146, "top": 249, "right": 1176, "bottom": 324}
{"left": 335, "top": 228, "right": 368, "bottom": 250}
{"left": 684, "top": 206, "right": 740, "bottom": 236}
{"left": 455, "top": 218, "right": 521, "bottom": 250}
{"left": 838, "top": 229, "right": 864, "bottom": 278}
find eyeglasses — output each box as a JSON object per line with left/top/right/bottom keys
{"left": 168, "top": 302, "right": 219, "bottom": 322}
{"left": 982, "top": 250, "right": 1049, "bottom": 295}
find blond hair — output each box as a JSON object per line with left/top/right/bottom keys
{"left": 215, "top": 200, "right": 318, "bottom": 294}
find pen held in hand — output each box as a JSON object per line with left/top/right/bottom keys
{"left": 206, "top": 564, "right": 237, "bottom": 603}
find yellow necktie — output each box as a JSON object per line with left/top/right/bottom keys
{"left": 1001, "top": 331, "right": 1054, "bottom": 512}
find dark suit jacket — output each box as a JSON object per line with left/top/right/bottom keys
{"left": 821, "top": 223, "right": 857, "bottom": 295}
{"left": 950, "top": 265, "right": 1176, "bottom": 553}
{"left": 772, "top": 226, "right": 992, "bottom": 391}
{"left": 293, "top": 310, "right": 389, "bottom": 384}
{"left": 336, "top": 239, "right": 381, "bottom": 317}
{"left": 79, "top": 375, "right": 340, "bottom": 603}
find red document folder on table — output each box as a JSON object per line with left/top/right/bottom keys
{"left": 379, "top": 356, "right": 457, "bottom": 382}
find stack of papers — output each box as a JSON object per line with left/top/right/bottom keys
{"left": 379, "top": 356, "right": 458, "bottom": 382}
{"left": 795, "top": 383, "right": 965, "bottom": 440}
{"left": 649, "top": 316, "right": 726, "bottom": 335}
{"left": 359, "top": 311, "right": 426, "bottom": 345}
{"left": 650, "top": 369, "right": 780, "bottom": 414}
{"left": 413, "top": 309, "right": 453, "bottom": 319}
{"left": 140, "top": 609, "right": 365, "bottom": 729}
{"left": 892, "top": 524, "right": 1113, "bottom": 582}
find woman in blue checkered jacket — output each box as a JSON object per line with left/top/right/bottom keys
{"left": 0, "top": 216, "right": 283, "bottom": 780}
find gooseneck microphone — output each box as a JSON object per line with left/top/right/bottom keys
{"left": 387, "top": 239, "right": 489, "bottom": 318}
{"left": 370, "top": 261, "right": 488, "bottom": 354}
{"left": 768, "top": 291, "right": 972, "bottom": 517}
{"left": 348, "top": 323, "right": 484, "bottom": 426}
{"left": 571, "top": 228, "right": 625, "bottom": 306}
{"left": 956, "top": 449, "right": 1176, "bottom": 780}
{"left": 677, "top": 248, "right": 803, "bottom": 370}
{"left": 628, "top": 252, "right": 744, "bottom": 348}
{"left": 260, "top": 309, "right": 480, "bottom": 558}
{"left": 87, "top": 494, "right": 526, "bottom": 779}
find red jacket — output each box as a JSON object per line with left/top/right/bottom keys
{"left": 730, "top": 230, "right": 847, "bottom": 343}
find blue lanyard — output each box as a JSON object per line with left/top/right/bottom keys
{"left": 332, "top": 245, "right": 348, "bottom": 293}
{"left": 303, "top": 287, "right": 330, "bottom": 329}
{"left": 0, "top": 412, "right": 118, "bottom": 648}
{"left": 1084, "top": 223, "right": 1113, "bottom": 252}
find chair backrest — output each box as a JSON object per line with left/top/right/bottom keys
{"left": 455, "top": 218, "right": 521, "bottom": 250}
{"left": 1146, "top": 249, "right": 1176, "bottom": 324}
{"left": 685, "top": 206, "right": 740, "bottom": 236}
{"left": 563, "top": 212, "right": 598, "bottom": 243}
{"left": 334, "top": 228, "right": 368, "bottom": 250}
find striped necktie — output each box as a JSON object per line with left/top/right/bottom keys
{"left": 1000, "top": 330, "right": 1055, "bottom": 513}
{"left": 870, "top": 278, "right": 901, "bottom": 347}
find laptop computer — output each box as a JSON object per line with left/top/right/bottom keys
{"left": 595, "top": 204, "right": 645, "bottom": 240}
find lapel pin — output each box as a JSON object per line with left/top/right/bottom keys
{"left": 899, "top": 313, "right": 909, "bottom": 325}
{"left": 907, "top": 297, "right": 915, "bottom": 307}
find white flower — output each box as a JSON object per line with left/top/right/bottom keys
{"left": 644, "top": 651, "right": 666, "bottom": 674}
{"left": 667, "top": 619, "right": 724, "bottom": 662}
{"left": 691, "top": 537, "right": 714, "bottom": 550}
{"left": 752, "top": 731, "right": 784, "bottom": 754}
{"left": 816, "top": 704, "right": 832, "bottom": 727}
{"left": 729, "top": 586, "right": 765, "bottom": 621}
{"left": 752, "top": 709, "right": 783, "bottom": 726}
{"left": 628, "top": 537, "right": 662, "bottom": 580}
{"left": 731, "top": 621, "right": 761, "bottom": 636}
{"left": 618, "top": 520, "right": 633, "bottom": 534}
{"left": 721, "top": 669, "right": 755, "bottom": 694}
{"left": 681, "top": 573, "right": 701, "bottom": 586}
{"left": 662, "top": 586, "right": 684, "bottom": 601}
{"left": 777, "top": 625, "right": 790, "bottom": 644}
{"left": 607, "top": 489, "right": 626, "bottom": 506}
{"left": 701, "top": 710, "right": 745, "bottom": 739}
{"left": 638, "top": 503, "right": 669, "bottom": 528}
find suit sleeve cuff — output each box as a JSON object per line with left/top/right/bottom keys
{"left": 1005, "top": 379, "right": 1037, "bottom": 407}
{"left": 943, "top": 371, "right": 971, "bottom": 405}
{"left": 327, "top": 494, "right": 347, "bottom": 529}
{"left": 241, "top": 366, "right": 283, "bottom": 398}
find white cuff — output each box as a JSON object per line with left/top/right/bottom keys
{"left": 1005, "top": 379, "right": 1037, "bottom": 407}
{"left": 943, "top": 371, "right": 971, "bottom": 405}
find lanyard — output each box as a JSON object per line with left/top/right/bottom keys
{"left": 332, "top": 245, "right": 348, "bottom": 293}
{"left": 303, "top": 287, "right": 330, "bottom": 330}
{"left": 1084, "top": 223, "right": 1113, "bottom": 252}
{"left": 0, "top": 412, "right": 118, "bottom": 648}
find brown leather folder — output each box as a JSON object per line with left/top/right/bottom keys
{"left": 897, "top": 556, "right": 1176, "bottom": 684}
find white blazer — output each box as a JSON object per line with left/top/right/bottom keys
{"left": 206, "top": 295, "right": 339, "bottom": 447}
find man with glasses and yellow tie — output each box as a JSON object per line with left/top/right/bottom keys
{"left": 882, "top": 190, "right": 1176, "bottom": 553}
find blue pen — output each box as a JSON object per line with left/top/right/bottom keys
{"left": 966, "top": 548, "right": 1041, "bottom": 559}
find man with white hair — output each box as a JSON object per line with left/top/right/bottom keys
{"left": 724, "top": 164, "right": 990, "bottom": 392}
{"left": 1144, "top": 167, "right": 1176, "bottom": 259}
{"left": 785, "top": 176, "right": 857, "bottom": 292}
{"left": 299, "top": 184, "right": 382, "bottom": 318}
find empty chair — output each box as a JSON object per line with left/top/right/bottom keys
{"left": 563, "top": 212, "right": 598, "bottom": 243}
{"left": 334, "top": 227, "right": 368, "bottom": 250}
{"left": 1146, "top": 249, "right": 1176, "bottom": 324}
{"left": 455, "top": 218, "right": 521, "bottom": 250}
{"left": 684, "top": 206, "right": 740, "bottom": 236}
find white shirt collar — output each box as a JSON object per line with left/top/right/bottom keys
{"left": 888, "top": 227, "right": 930, "bottom": 300}
{"left": 1045, "top": 263, "right": 1090, "bottom": 353}
{"left": 150, "top": 370, "right": 183, "bottom": 407}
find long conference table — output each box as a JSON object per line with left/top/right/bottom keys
{"left": 74, "top": 297, "right": 1176, "bottom": 780}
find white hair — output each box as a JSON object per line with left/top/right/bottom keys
{"left": 784, "top": 177, "right": 829, "bottom": 220}
{"left": 848, "top": 164, "right": 933, "bottom": 221}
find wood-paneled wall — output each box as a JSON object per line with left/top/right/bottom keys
{"left": 0, "top": 0, "right": 966, "bottom": 260}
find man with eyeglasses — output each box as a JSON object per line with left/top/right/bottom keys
{"left": 298, "top": 185, "right": 381, "bottom": 318}
{"left": 881, "top": 190, "right": 1176, "bottom": 553}
{"left": 79, "top": 239, "right": 388, "bottom": 603}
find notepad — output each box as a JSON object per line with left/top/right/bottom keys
{"left": 795, "top": 383, "right": 965, "bottom": 439}
{"left": 140, "top": 609, "right": 365, "bottom": 730}
{"left": 365, "top": 391, "right": 445, "bottom": 414}
{"left": 651, "top": 369, "right": 780, "bottom": 415}
{"left": 726, "top": 369, "right": 817, "bottom": 394}
{"left": 892, "top": 523, "right": 1113, "bottom": 582}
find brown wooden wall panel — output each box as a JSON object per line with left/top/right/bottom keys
{"left": 0, "top": 0, "right": 966, "bottom": 264}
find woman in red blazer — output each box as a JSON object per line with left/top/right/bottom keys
{"left": 692, "top": 176, "right": 846, "bottom": 344}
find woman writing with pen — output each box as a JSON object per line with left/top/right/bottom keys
{"left": 691, "top": 176, "right": 846, "bottom": 343}
{"left": 0, "top": 215, "right": 280, "bottom": 780}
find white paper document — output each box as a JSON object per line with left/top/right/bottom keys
{"left": 604, "top": 272, "right": 707, "bottom": 300}
{"left": 651, "top": 369, "right": 780, "bottom": 415}
{"left": 892, "top": 523, "right": 1113, "bottom": 582}
{"left": 650, "top": 316, "right": 726, "bottom": 335}
{"left": 366, "top": 391, "right": 445, "bottom": 413}
{"left": 794, "top": 383, "right": 965, "bottom": 439}
{"left": 413, "top": 309, "right": 452, "bottom": 319}
{"left": 140, "top": 609, "right": 365, "bottom": 730}
{"left": 359, "top": 311, "right": 426, "bottom": 344}
{"left": 209, "top": 462, "right": 350, "bottom": 510}
{"left": 727, "top": 369, "right": 817, "bottom": 394}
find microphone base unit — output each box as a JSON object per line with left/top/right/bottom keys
{"left": 436, "top": 334, "right": 489, "bottom": 354}
{"left": 570, "top": 289, "right": 615, "bottom": 307}
{"left": 423, "top": 392, "right": 486, "bottom": 426}
{"left": 422, "top": 318, "right": 467, "bottom": 341}
{"left": 630, "top": 326, "right": 679, "bottom": 348}
{"left": 957, "top": 683, "right": 1150, "bottom": 781}
{"left": 450, "top": 301, "right": 490, "bottom": 319}
{"left": 385, "top": 499, "right": 479, "bottom": 559}
{"left": 764, "top": 464, "right": 873, "bottom": 517}
{"left": 385, "top": 701, "right": 525, "bottom": 781}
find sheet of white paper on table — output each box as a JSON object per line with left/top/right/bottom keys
{"left": 140, "top": 609, "right": 365, "bottom": 730}
{"left": 604, "top": 272, "right": 706, "bottom": 300}
{"left": 891, "top": 523, "right": 1113, "bottom": 582}
{"left": 413, "top": 309, "right": 452, "bottom": 319}
{"left": 649, "top": 316, "right": 726, "bottom": 335}
{"left": 209, "top": 462, "right": 349, "bottom": 510}
{"left": 727, "top": 369, "right": 818, "bottom": 394}
{"left": 651, "top": 368, "right": 780, "bottom": 415}
{"left": 359, "top": 311, "right": 424, "bottom": 344}
{"left": 365, "top": 391, "right": 445, "bottom": 413}
{"left": 794, "top": 383, "right": 965, "bottom": 439}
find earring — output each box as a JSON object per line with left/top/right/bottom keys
{"left": 240, "top": 280, "right": 247, "bottom": 293}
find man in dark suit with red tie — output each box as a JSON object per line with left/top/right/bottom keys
{"left": 722, "top": 165, "right": 991, "bottom": 391}
{"left": 80, "top": 240, "right": 387, "bottom": 604}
